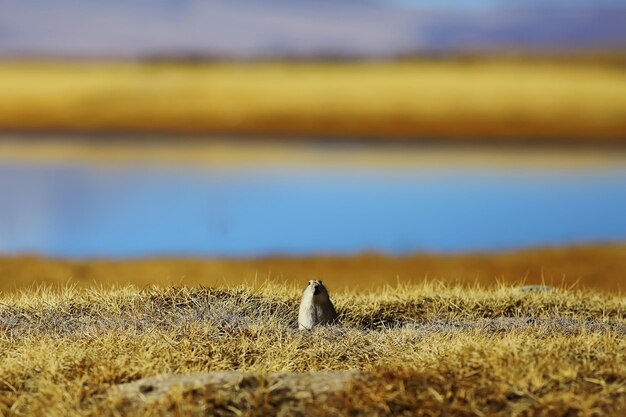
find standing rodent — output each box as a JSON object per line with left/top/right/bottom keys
{"left": 298, "top": 280, "right": 339, "bottom": 330}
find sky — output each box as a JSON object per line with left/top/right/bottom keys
{"left": 392, "top": 0, "right": 625, "bottom": 7}
{"left": 0, "top": 0, "right": 624, "bottom": 58}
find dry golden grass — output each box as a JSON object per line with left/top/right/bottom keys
{"left": 1, "top": 61, "right": 625, "bottom": 142}
{"left": 0, "top": 282, "right": 624, "bottom": 416}
{"left": 2, "top": 137, "right": 626, "bottom": 170}
{"left": 1, "top": 246, "right": 624, "bottom": 415}
{"left": 2, "top": 244, "right": 624, "bottom": 293}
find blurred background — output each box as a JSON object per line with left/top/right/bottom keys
{"left": 0, "top": 0, "right": 625, "bottom": 291}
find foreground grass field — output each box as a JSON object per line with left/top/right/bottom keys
{"left": 0, "top": 283, "right": 624, "bottom": 416}
{"left": 1, "top": 60, "right": 625, "bottom": 142}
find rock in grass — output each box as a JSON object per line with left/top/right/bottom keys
{"left": 519, "top": 285, "right": 555, "bottom": 293}
{"left": 109, "top": 371, "right": 358, "bottom": 410}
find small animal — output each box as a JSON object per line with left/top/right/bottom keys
{"left": 298, "top": 280, "right": 339, "bottom": 330}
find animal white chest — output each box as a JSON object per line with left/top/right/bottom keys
{"left": 298, "top": 280, "right": 338, "bottom": 330}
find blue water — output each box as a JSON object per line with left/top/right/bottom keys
{"left": 1, "top": 162, "right": 625, "bottom": 258}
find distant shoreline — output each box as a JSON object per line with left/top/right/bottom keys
{"left": 4, "top": 130, "right": 626, "bottom": 150}
{"left": 2, "top": 135, "right": 626, "bottom": 170}
{"left": 1, "top": 60, "right": 624, "bottom": 144}
{"left": 1, "top": 243, "right": 624, "bottom": 292}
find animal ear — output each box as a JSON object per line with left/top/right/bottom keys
{"left": 318, "top": 280, "right": 323, "bottom": 284}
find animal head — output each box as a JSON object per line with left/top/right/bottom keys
{"left": 305, "top": 279, "right": 328, "bottom": 297}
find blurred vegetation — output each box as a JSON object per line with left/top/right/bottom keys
{"left": 1, "top": 244, "right": 624, "bottom": 292}
{"left": 0, "top": 60, "right": 624, "bottom": 143}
